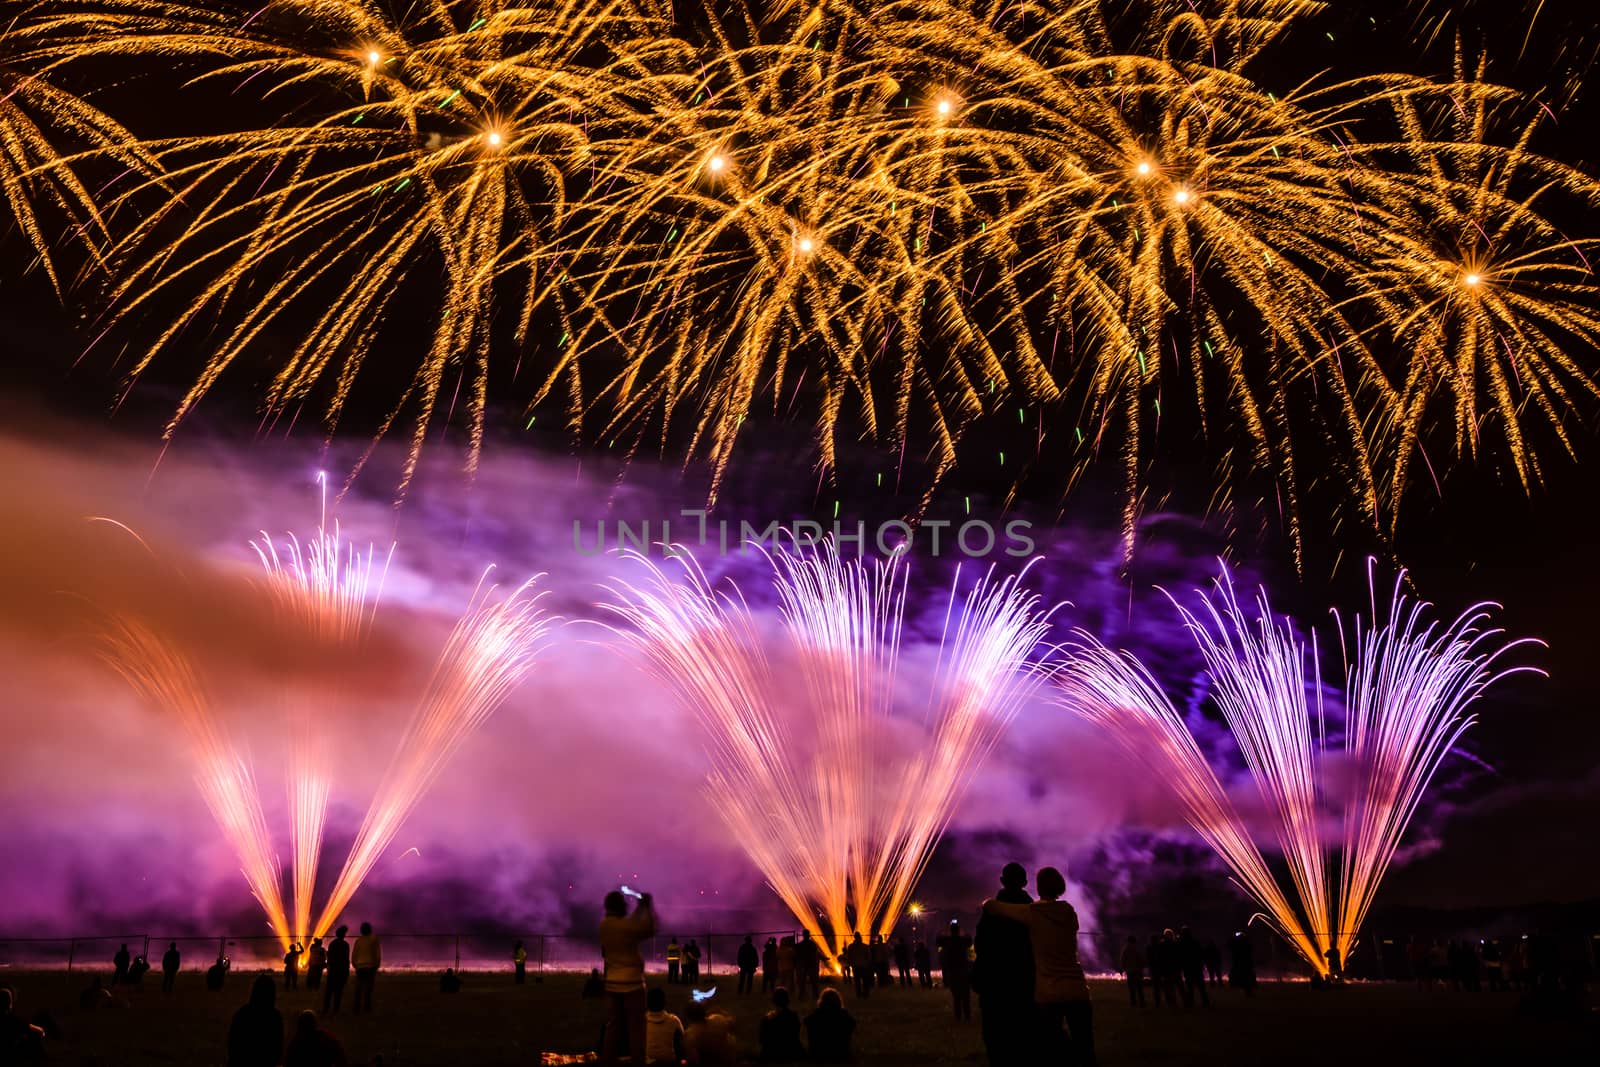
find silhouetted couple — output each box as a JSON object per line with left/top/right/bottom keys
{"left": 977, "top": 863, "right": 1096, "bottom": 1066}
{"left": 759, "top": 986, "right": 856, "bottom": 1062}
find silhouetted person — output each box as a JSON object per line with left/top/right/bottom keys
{"left": 285, "top": 943, "right": 302, "bottom": 990}
{"left": 1324, "top": 944, "right": 1343, "bottom": 980}
{"left": 351, "top": 923, "right": 380, "bottom": 1014}
{"left": 128, "top": 956, "right": 149, "bottom": 986}
{"left": 738, "top": 936, "right": 760, "bottom": 994}
{"left": 762, "top": 938, "right": 778, "bottom": 993}
{"left": 804, "top": 988, "right": 856, "bottom": 1063}
{"left": 161, "top": 942, "right": 181, "bottom": 993}
{"left": 1177, "top": 927, "right": 1209, "bottom": 1007}
{"left": 1482, "top": 940, "right": 1504, "bottom": 992}
{"left": 80, "top": 976, "right": 113, "bottom": 1010}
{"left": 1202, "top": 939, "right": 1223, "bottom": 985}
{"left": 937, "top": 921, "right": 973, "bottom": 1021}
{"left": 893, "top": 937, "right": 912, "bottom": 987}
{"left": 0, "top": 985, "right": 46, "bottom": 1064}
{"left": 846, "top": 934, "right": 871, "bottom": 998}
{"left": 1150, "top": 931, "right": 1179, "bottom": 1007}
{"left": 914, "top": 941, "right": 932, "bottom": 988}
{"left": 207, "top": 957, "right": 230, "bottom": 992}
{"left": 794, "top": 931, "right": 820, "bottom": 1002}
{"left": 227, "top": 975, "right": 284, "bottom": 1067}
{"left": 599, "top": 888, "right": 657, "bottom": 1064}
{"left": 982, "top": 866, "right": 1095, "bottom": 1067}
{"left": 644, "top": 986, "right": 684, "bottom": 1065}
{"left": 1228, "top": 932, "right": 1256, "bottom": 997}
{"left": 666, "top": 937, "right": 682, "bottom": 985}
{"left": 112, "top": 944, "right": 130, "bottom": 986}
{"left": 777, "top": 936, "right": 797, "bottom": 992}
{"left": 974, "top": 862, "right": 1035, "bottom": 1065}
{"left": 685, "top": 1001, "right": 738, "bottom": 1066}
{"left": 684, "top": 939, "right": 701, "bottom": 985}
{"left": 306, "top": 939, "right": 326, "bottom": 991}
{"left": 513, "top": 939, "right": 527, "bottom": 985}
{"left": 284, "top": 1009, "right": 346, "bottom": 1067}
{"left": 1120, "top": 936, "right": 1146, "bottom": 1007}
{"left": 872, "top": 934, "right": 892, "bottom": 988}
{"left": 439, "top": 968, "right": 462, "bottom": 994}
{"left": 582, "top": 968, "right": 605, "bottom": 999}
{"left": 759, "top": 987, "right": 804, "bottom": 1062}
{"left": 323, "top": 927, "right": 351, "bottom": 1015}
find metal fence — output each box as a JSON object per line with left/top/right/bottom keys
{"left": 3, "top": 926, "right": 1593, "bottom": 982}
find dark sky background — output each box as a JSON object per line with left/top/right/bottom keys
{"left": 1, "top": 0, "right": 1596, "bottom": 935}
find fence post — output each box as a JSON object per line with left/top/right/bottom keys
{"left": 66, "top": 939, "right": 76, "bottom": 975}
{"left": 705, "top": 932, "right": 713, "bottom": 978}
{"left": 143, "top": 935, "right": 150, "bottom": 963}
{"left": 454, "top": 935, "right": 461, "bottom": 972}
{"left": 537, "top": 935, "right": 545, "bottom": 983}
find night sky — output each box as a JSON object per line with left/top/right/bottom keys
{"left": 1, "top": 0, "right": 1597, "bottom": 940}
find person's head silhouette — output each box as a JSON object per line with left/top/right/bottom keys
{"left": 772, "top": 987, "right": 790, "bottom": 1009}
{"left": 604, "top": 891, "right": 627, "bottom": 916}
{"left": 336, "top": 926, "right": 348, "bottom": 940}
{"left": 1036, "top": 866, "right": 1066, "bottom": 901}
{"left": 359, "top": 923, "right": 372, "bottom": 936}
{"left": 1000, "top": 862, "right": 1027, "bottom": 890}
{"left": 648, "top": 986, "right": 666, "bottom": 1012}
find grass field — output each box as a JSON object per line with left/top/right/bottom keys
{"left": 3, "top": 969, "right": 1594, "bottom": 1066}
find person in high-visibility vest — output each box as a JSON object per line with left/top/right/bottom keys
{"left": 666, "top": 937, "right": 683, "bottom": 984}
{"left": 513, "top": 940, "right": 527, "bottom": 985}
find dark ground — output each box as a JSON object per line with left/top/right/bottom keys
{"left": 3, "top": 969, "right": 1594, "bottom": 1066}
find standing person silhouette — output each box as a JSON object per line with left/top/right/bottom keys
{"left": 761, "top": 938, "right": 778, "bottom": 994}
{"left": 599, "top": 889, "right": 657, "bottom": 1064}
{"left": 846, "top": 934, "right": 871, "bottom": 999}
{"left": 893, "top": 937, "right": 912, "bottom": 988}
{"left": 974, "top": 863, "right": 1035, "bottom": 1065}
{"left": 666, "top": 937, "right": 682, "bottom": 985}
{"left": 161, "top": 942, "right": 181, "bottom": 993}
{"left": 684, "top": 939, "right": 701, "bottom": 985}
{"left": 351, "top": 924, "right": 380, "bottom": 1014}
{"left": 1119, "top": 936, "right": 1146, "bottom": 1007}
{"left": 112, "top": 944, "right": 130, "bottom": 986}
{"left": 937, "top": 921, "right": 974, "bottom": 1021}
{"left": 794, "top": 931, "right": 820, "bottom": 1003}
{"left": 322, "top": 927, "right": 351, "bottom": 1015}
{"left": 982, "top": 866, "right": 1096, "bottom": 1066}
{"left": 513, "top": 940, "right": 528, "bottom": 985}
{"left": 1177, "top": 927, "right": 1209, "bottom": 1007}
{"left": 737, "top": 936, "right": 759, "bottom": 994}
{"left": 306, "top": 938, "right": 326, "bottom": 991}
{"left": 913, "top": 941, "right": 933, "bottom": 988}
{"left": 284, "top": 944, "right": 302, "bottom": 991}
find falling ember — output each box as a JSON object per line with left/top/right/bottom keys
{"left": 1055, "top": 565, "right": 1536, "bottom": 975}
{"left": 604, "top": 543, "right": 1053, "bottom": 962}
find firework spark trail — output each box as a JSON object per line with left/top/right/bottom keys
{"left": 101, "top": 619, "right": 292, "bottom": 948}
{"left": 605, "top": 543, "right": 1051, "bottom": 961}
{"left": 15, "top": 0, "right": 1597, "bottom": 553}
{"left": 1329, "top": 567, "right": 1542, "bottom": 965}
{"left": 1055, "top": 565, "right": 1533, "bottom": 974}
{"left": 1053, "top": 638, "right": 1323, "bottom": 968}
{"left": 251, "top": 484, "right": 392, "bottom": 943}
{"left": 313, "top": 574, "right": 553, "bottom": 938}
{"left": 1171, "top": 577, "right": 1333, "bottom": 971}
